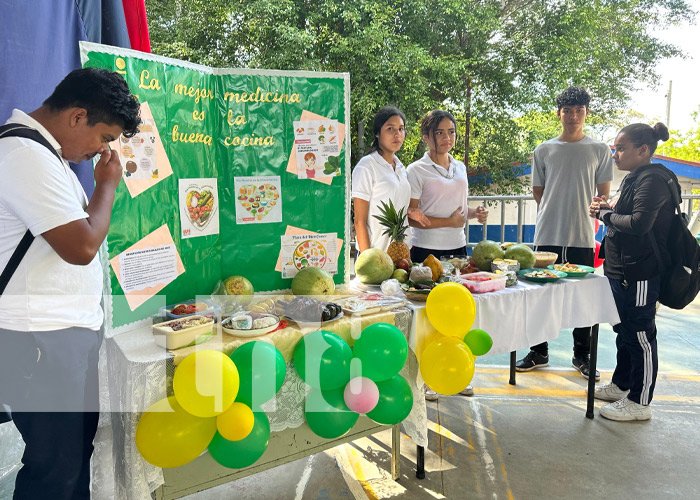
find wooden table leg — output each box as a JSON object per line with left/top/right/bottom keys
{"left": 509, "top": 351, "right": 516, "bottom": 385}
{"left": 392, "top": 425, "right": 400, "bottom": 480}
{"left": 416, "top": 445, "right": 425, "bottom": 479}
{"left": 586, "top": 324, "right": 599, "bottom": 419}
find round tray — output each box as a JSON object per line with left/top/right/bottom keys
{"left": 221, "top": 315, "right": 280, "bottom": 337}
{"left": 405, "top": 290, "right": 430, "bottom": 302}
{"left": 518, "top": 269, "right": 567, "bottom": 283}
{"left": 547, "top": 264, "right": 594, "bottom": 278}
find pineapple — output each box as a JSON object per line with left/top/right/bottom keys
{"left": 373, "top": 200, "right": 411, "bottom": 263}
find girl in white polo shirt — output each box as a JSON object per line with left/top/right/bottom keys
{"left": 407, "top": 110, "right": 488, "bottom": 263}
{"left": 408, "top": 109, "right": 488, "bottom": 401}
{"left": 352, "top": 106, "right": 429, "bottom": 252}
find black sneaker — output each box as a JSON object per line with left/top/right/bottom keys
{"left": 572, "top": 356, "right": 601, "bottom": 381}
{"left": 515, "top": 351, "right": 549, "bottom": 372}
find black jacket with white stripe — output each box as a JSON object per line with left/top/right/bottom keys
{"left": 597, "top": 164, "right": 677, "bottom": 282}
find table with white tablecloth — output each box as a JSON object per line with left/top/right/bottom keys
{"left": 405, "top": 273, "right": 621, "bottom": 477}
{"left": 409, "top": 273, "right": 620, "bottom": 358}
{"left": 92, "top": 307, "right": 426, "bottom": 500}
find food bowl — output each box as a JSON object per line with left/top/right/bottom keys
{"left": 160, "top": 299, "right": 220, "bottom": 320}
{"left": 459, "top": 272, "right": 507, "bottom": 294}
{"left": 442, "top": 255, "right": 471, "bottom": 274}
{"left": 491, "top": 259, "right": 520, "bottom": 273}
{"left": 152, "top": 315, "right": 215, "bottom": 349}
{"left": 533, "top": 251, "right": 558, "bottom": 268}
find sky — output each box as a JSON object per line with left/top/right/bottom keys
{"left": 629, "top": 0, "right": 700, "bottom": 134}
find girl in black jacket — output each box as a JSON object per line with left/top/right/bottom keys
{"left": 588, "top": 122, "right": 672, "bottom": 422}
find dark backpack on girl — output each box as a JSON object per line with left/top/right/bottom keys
{"left": 637, "top": 166, "right": 700, "bottom": 310}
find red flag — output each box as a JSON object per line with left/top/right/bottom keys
{"left": 122, "top": 0, "right": 151, "bottom": 52}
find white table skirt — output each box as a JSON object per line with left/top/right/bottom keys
{"left": 408, "top": 273, "right": 621, "bottom": 358}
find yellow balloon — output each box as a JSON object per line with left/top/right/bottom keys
{"left": 135, "top": 396, "right": 217, "bottom": 468}
{"left": 173, "top": 350, "right": 240, "bottom": 417}
{"left": 425, "top": 282, "right": 476, "bottom": 337}
{"left": 216, "top": 402, "right": 255, "bottom": 441}
{"left": 420, "top": 337, "right": 475, "bottom": 395}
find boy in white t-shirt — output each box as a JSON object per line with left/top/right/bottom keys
{"left": 0, "top": 68, "right": 140, "bottom": 499}
{"left": 515, "top": 86, "right": 613, "bottom": 380}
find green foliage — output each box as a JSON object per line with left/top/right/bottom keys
{"left": 145, "top": 0, "right": 696, "bottom": 193}
{"left": 657, "top": 108, "right": 700, "bottom": 162}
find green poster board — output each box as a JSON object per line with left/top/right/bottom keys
{"left": 79, "top": 42, "right": 351, "bottom": 332}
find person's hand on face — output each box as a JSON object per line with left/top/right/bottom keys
{"left": 93, "top": 147, "right": 123, "bottom": 189}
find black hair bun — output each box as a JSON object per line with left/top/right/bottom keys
{"left": 653, "top": 122, "right": 670, "bottom": 142}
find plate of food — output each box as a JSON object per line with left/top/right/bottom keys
{"left": 403, "top": 280, "right": 435, "bottom": 301}
{"left": 160, "top": 300, "right": 220, "bottom": 320}
{"left": 221, "top": 313, "right": 281, "bottom": 337}
{"left": 518, "top": 269, "right": 568, "bottom": 283}
{"left": 548, "top": 263, "right": 594, "bottom": 278}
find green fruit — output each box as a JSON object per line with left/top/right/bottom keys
{"left": 471, "top": 240, "right": 505, "bottom": 271}
{"left": 504, "top": 244, "right": 536, "bottom": 269}
{"left": 354, "top": 248, "right": 394, "bottom": 284}
{"left": 219, "top": 276, "right": 254, "bottom": 305}
{"left": 292, "top": 267, "right": 335, "bottom": 295}
{"left": 392, "top": 268, "right": 409, "bottom": 283}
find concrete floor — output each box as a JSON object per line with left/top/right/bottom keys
{"left": 1, "top": 300, "right": 698, "bottom": 499}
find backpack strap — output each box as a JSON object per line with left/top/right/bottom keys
{"left": 0, "top": 124, "right": 64, "bottom": 296}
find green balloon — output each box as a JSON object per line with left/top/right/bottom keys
{"left": 293, "top": 330, "right": 352, "bottom": 390}
{"left": 463, "top": 328, "right": 493, "bottom": 356}
{"left": 230, "top": 341, "right": 286, "bottom": 408}
{"left": 366, "top": 375, "right": 413, "bottom": 425}
{"left": 305, "top": 387, "right": 358, "bottom": 439}
{"left": 352, "top": 323, "right": 408, "bottom": 381}
{"left": 208, "top": 411, "right": 270, "bottom": 469}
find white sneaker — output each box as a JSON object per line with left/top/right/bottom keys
{"left": 599, "top": 397, "right": 652, "bottom": 421}
{"left": 424, "top": 386, "right": 438, "bottom": 401}
{"left": 459, "top": 385, "right": 474, "bottom": 396}
{"left": 588, "top": 382, "right": 629, "bottom": 402}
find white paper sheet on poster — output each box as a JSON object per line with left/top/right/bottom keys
{"left": 179, "top": 178, "right": 220, "bottom": 238}
{"left": 119, "top": 118, "right": 157, "bottom": 179}
{"left": 280, "top": 233, "right": 338, "bottom": 278}
{"left": 293, "top": 119, "right": 341, "bottom": 180}
{"left": 234, "top": 176, "right": 282, "bottom": 224}
{"left": 118, "top": 243, "right": 180, "bottom": 294}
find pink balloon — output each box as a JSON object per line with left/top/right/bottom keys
{"left": 343, "top": 377, "right": 379, "bottom": 414}
{"left": 594, "top": 218, "right": 600, "bottom": 235}
{"left": 594, "top": 240, "right": 604, "bottom": 268}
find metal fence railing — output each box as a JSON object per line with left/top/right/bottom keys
{"left": 467, "top": 194, "right": 700, "bottom": 249}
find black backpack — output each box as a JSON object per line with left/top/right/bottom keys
{"left": 638, "top": 166, "right": 700, "bottom": 309}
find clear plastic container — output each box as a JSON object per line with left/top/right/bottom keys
{"left": 459, "top": 271, "right": 507, "bottom": 294}
{"left": 159, "top": 299, "right": 220, "bottom": 320}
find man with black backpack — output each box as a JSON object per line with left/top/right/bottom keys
{"left": 589, "top": 121, "right": 682, "bottom": 422}
{"left": 0, "top": 68, "right": 140, "bottom": 499}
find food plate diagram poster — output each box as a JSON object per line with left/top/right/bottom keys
{"left": 179, "top": 178, "right": 219, "bottom": 238}
{"left": 280, "top": 233, "right": 338, "bottom": 278}
{"left": 81, "top": 42, "right": 351, "bottom": 331}
{"left": 234, "top": 176, "right": 282, "bottom": 224}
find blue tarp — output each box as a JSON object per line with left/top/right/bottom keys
{"left": 0, "top": 0, "right": 131, "bottom": 196}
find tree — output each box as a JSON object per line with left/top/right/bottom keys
{"left": 657, "top": 108, "right": 700, "bottom": 162}
{"left": 145, "top": 0, "right": 696, "bottom": 193}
